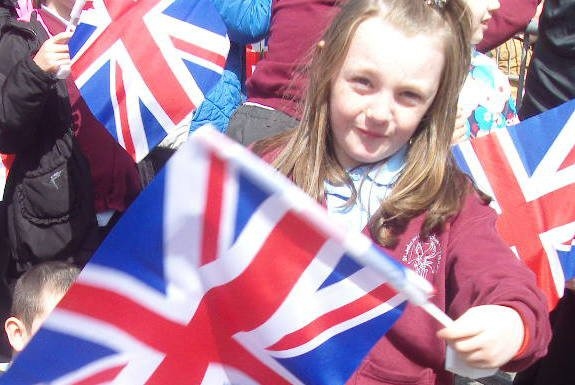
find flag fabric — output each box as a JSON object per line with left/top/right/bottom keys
{"left": 0, "top": 154, "right": 12, "bottom": 197}
{"left": 0, "top": 127, "right": 432, "bottom": 384}
{"left": 453, "top": 99, "right": 575, "bottom": 310}
{"left": 68, "top": 0, "right": 230, "bottom": 162}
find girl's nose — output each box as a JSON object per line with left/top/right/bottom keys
{"left": 365, "top": 101, "right": 391, "bottom": 123}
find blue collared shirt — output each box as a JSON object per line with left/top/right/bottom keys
{"left": 324, "top": 146, "right": 407, "bottom": 232}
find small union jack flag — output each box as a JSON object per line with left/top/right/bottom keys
{"left": 0, "top": 127, "right": 433, "bottom": 384}
{"left": 69, "top": 0, "right": 229, "bottom": 162}
{"left": 453, "top": 99, "right": 575, "bottom": 310}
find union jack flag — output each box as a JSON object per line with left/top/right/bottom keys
{"left": 68, "top": 0, "right": 229, "bottom": 162}
{"left": 453, "top": 99, "right": 575, "bottom": 310}
{"left": 0, "top": 127, "right": 432, "bottom": 384}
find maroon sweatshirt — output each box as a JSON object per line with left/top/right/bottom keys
{"left": 348, "top": 192, "right": 551, "bottom": 385}
{"left": 246, "top": 0, "right": 339, "bottom": 119}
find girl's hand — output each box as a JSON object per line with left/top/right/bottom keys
{"left": 451, "top": 107, "right": 468, "bottom": 145}
{"left": 437, "top": 305, "right": 524, "bottom": 369}
{"left": 33, "top": 31, "right": 73, "bottom": 75}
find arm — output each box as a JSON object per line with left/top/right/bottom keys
{"left": 190, "top": 70, "right": 243, "bottom": 133}
{"left": 439, "top": 193, "right": 551, "bottom": 371}
{"left": 0, "top": 30, "right": 47, "bottom": 153}
{"left": 209, "top": 0, "right": 272, "bottom": 44}
{"left": 0, "top": 30, "right": 72, "bottom": 153}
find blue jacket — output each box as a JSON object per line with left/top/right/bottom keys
{"left": 190, "top": 0, "right": 271, "bottom": 133}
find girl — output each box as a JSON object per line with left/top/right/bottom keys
{"left": 253, "top": 0, "right": 551, "bottom": 384}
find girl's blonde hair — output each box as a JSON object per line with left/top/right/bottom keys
{"left": 254, "top": 0, "right": 478, "bottom": 246}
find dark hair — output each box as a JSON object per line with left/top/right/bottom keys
{"left": 10, "top": 261, "right": 80, "bottom": 330}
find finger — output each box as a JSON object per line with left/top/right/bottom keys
{"left": 33, "top": 53, "right": 71, "bottom": 74}
{"left": 48, "top": 44, "right": 71, "bottom": 54}
{"left": 448, "top": 332, "right": 491, "bottom": 354}
{"left": 39, "top": 43, "right": 70, "bottom": 58}
{"left": 51, "top": 31, "right": 74, "bottom": 44}
{"left": 451, "top": 127, "right": 466, "bottom": 144}
{"left": 44, "top": 55, "right": 71, "bottom": 69}
{"left": 456, "top": 349, "right": 498, "bottom": 369}
{"left": 436, "top": 321, "right": 483, "bottom": 341}
{"left": 44, "top": 49, "right": 71, "bottom": 59}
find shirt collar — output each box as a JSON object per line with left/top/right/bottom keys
{"left": 325, "top": 145, "right": 407, "bottom": 199}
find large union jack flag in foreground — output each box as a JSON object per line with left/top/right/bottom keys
{"left": 453, "top": 99, "right": 575, "bottom": 310}
{"left": 1, "top": 128, "right": 433, "bottom": 384}
{"left": 69, "top": 0, "right": 229, "bottom": 162}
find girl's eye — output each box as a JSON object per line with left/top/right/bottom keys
{"left": 400, "top": 91, "right": 423, "bottom": 104}
{"left": 352, "top": 77, "right": 371, "bottom": 89}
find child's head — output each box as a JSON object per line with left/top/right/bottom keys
{"left": 256, "top": 0, "right": 474, "bottom": 245}
{"left": 462, "top": 0, "right": 500, "bottom": 45}
{"left": 4, "top": 262, "right": 79, "bottom": 355}
{"left": 309, "top": 0, "right": 472, "bottom": 167}
{"left": 328, "top": 5, "right": 450, "bottom": 170}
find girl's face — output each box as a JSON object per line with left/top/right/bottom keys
{"left": 329, "top": 17, "right": 444, "bottom": 169}
{"left": 464, "top": 0, "right": 500, "bottom": 44}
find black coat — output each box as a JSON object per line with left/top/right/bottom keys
{"left": 519, "top": 0, "right": 575, "bottom": 119}
{"left": 0, "top": 16, "right": 97, "bottom": 280}
{"left": 0, "top": 17, "right": 72, "bottom": 198}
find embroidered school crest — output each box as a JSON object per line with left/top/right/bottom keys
{"left": 402, "top": 234, "right": 442, "bottom": 280}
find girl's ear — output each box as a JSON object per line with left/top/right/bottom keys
{"left": 5, "top": 316, "right": 31, "bottom": 353}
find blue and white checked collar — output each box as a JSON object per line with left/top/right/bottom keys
{"left": 325, "top": 146, "right": 407, "bottom": 232}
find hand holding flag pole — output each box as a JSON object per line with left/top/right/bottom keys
{"left": 55, "top": 0, "right": 87, "bottom": 79}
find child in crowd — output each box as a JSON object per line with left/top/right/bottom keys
{"left": 252, "top": 0, "right": 551, "bottom": 384}
{"left": 189, "top": 0, "right": 271, "bottom": 134}
{"left": 8, "top": 0, "right": 142, "bottom": 242}
{"left": 4, "top": 262, "right": 79, "bottom": 360}
{"left": 476, "top": 0, "right": 539, "bottom": 53}
{"left": 454, "top": 0, "right": 519, "bottom": 143}
{"left": 226, "top": 0, "right": 340, "bottom": 145}
{"left": 1, "top": 0, "right": 141, "bottom": 283}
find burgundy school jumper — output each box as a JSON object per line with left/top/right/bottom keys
{"left": 246, "top": 0, "right": 339, "bottom": 120}
{"left": 261, "top": 148, "right": 551, "bottom": 385}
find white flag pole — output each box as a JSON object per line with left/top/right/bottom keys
{"left": 56, "top": 0, "right": 87, "bottom": 79}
